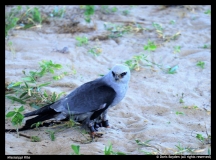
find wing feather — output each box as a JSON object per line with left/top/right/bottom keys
{"left": 50, "top": 79, "right": 116, "bottom": 115}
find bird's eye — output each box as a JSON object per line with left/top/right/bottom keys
{"left": 121, "top": 72, "right": 127, "bottom": 77}
{"left": 112, "top": 71, "right": 115, "bottom": 77}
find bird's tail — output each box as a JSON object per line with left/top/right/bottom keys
{"left": 5, "top": 103, "right": 58, "bottom": 132}
{"left": 24, "top": 102, "right": 55, "bottom": 117}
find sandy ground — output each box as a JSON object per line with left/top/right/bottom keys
{"left": 5, "top": 5, "right": 211, "bottom": 155}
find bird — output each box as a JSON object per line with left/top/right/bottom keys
{"left": 5, "top": 64, "right": 131, "bottom": 138}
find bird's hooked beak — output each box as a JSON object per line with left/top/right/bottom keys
{"left": 114, "top": 74, "right": 121, "bottom": 81}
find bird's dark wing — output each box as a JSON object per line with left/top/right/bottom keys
{"left": 50, "top": 79, "right": 116, "bottom": 115}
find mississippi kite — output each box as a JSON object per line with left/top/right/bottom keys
{"left": 6, "top": 64, "right": 131, "bottom": 137}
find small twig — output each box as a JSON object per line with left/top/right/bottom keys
{"left": 19, "top": 133, "right": 31, "bottom": 139}
{"left": 205, "top": 123, "right": 209, "bottom": 138}
{"left": 204, "top": 123, "right": 211, "bottom": 144}
{"left": 70, "top": 138, "right": 92, "bottom": 144}
{"left": 108, "top": 20, "right": 149, "bottom": 25}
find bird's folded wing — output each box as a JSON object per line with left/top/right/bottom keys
{"left": 50, "top": 80, "right": 116, "bottom": 115}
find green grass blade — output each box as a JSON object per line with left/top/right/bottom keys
{"left": 33, "top": 7, "right": 42, "bottom": 23}
{"left": 12, "top": 82, "right": 23, "bottom": 87}
{"left": 6, "top": 96, "right": 26, "bottom": 104}
{"left": 24, "top": 82, "right": 29, "bottom": 88}
{"left": 115, "top": 151, "right": 126, "bottom": 155}
{"left": 38, "top": 82, "right": 51, "bottom": 87}
{"left": 11, "top": 112, "right": 24, "bottom": 126}
{"left": 71, "top": 145, "right": 80, "bottom": 155}
{"left": 18, "top": 106, "right": 25, "bottom": 112}
{"left": 6, "top": 111, "right": 16, "bottom": 118}
{"left": 19, "top": 92, "right": 28, "bottom": 99}
{"left": 22, "top": 76, "right": 34, "bottom": 82}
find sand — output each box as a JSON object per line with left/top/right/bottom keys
{"left": 5, "top": 5, "right": 211, "bottom": 155}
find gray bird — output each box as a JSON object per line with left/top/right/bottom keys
{"left": 6, "top": 64, "right": 130, "bottom": 137}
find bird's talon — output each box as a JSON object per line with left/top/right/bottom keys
{"left": 90, "top": 132, "right": 95, "bottom": 139}
{"left": 89, "top": 126, "right": 96, "bottom": 133}
{"left": 102, "top": 120, "right": 109, "bottom": 127}
{"left": 90, "top": 132, "right": 104, "bottom": 138}
{"left": 98, "top": 122, "right": 103, "bottom": 127}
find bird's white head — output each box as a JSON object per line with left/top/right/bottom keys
{"left": 109, "top": 64, "right": 131, "bottom": 84}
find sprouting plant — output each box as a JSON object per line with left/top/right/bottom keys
{"left": 111, "top": 7, "right": 118, "bottom": 12}
{"left": 88, "top": 47, "right": 102, "bottom": 56}
{"left": 31, "top": 136, "right": 41, "bottom": 142}
{"left": 204, "top": 9, "right": 211, "bottom": 15}
{"left": 196, "top": 134, "right": 204, "bottom": 143}
{"left": 191, "top": 127, "right": 211, "bottom": 145}
{"left": 5, "top": 16, "right": 19, "bottom": 37}
{"left": 104, "top": 23, "right": 125, "bottom": 38}
{"left": 152, "top": 22, "right": 163, "bottom": 31}
{"left": 203, "top": 44, "right": 211, "bottom": 49}
{"left": 141, "top": 151, "right": 155, "bottom": 155}
{"left": 75, "top": 36, "right": 88, "bottom": 46}
{"left": 175, "top": 142, "right": 190, "bottom": 155}
{"left": 5, "top": 106, "right": 25, "bottom": 137}
{"left": 170, "top": 31, "right": 181, "bottom": 40}
{"left": 135, "top": 139, "right": 159, "bottom": 155}
{"left": 163, "top": 31, "right": 181, "bottom": 42}
{"left": 45, "top": 130, "right": 56, "bottom": 141}
{"left": 104, "top": 142, "right": 126, "bottom": 155}
{"left": 66, "top": 119, "right": 80, "bottom": 128}
{"left": 152, "top": 22, "right": 165, "bottom": 39}
{"left": 125, "top": 54, "right": 161, "bottom": 71}
{"left": 193, "top": 106, "right": 199, "bottom": 109}
{"left": 130, "top": 5, "right": 136, "bottom": 8}
{"left": 124, "top": 56, "right": 142, "bottom": 71}
{"left": 122, "top": 10, "right": 130, "bottom": 16}
{"left": 196, "top": 61, "right": 205, "bottom": 69}
{"left": 170, "top": 20, "right": 176, "bottom": 25}
{"left": 135, "top": 139, "right": 153, "bottom": 147}
{"left": 5, "top": 60, "right": 67, "bottom": 108}
{"left": 5, "top": 6, "right": 22, "bottom": 37}
{"left": 104, "top": 22, "right": 143, "bottom": 39}
{"left": 50, "top": 6, "right": 66, "bottom": 18}
{"left": 31, "top": 121, "right": 42, "bottom": 130}
{"left": 104, "top": 143, "right": 113, "bottom": 155}
{"left": 31, "top": 7, "right": 42, "bottom": 24}
{"left": 173, "top": 46, "right": 181, "bottom": 53}
{"left": 183, "top": 105, "right": 199, "bottom": 109}
{"left": 167, "top": 65, "right": 178, "bottom": 74}
{"left": 179, "top": 93, "right": 184, "bottom": 103}
{"left": 53, "top": 72, "right": 69, "bottom": 80}
{"left": 175, "top": 111, "right": 184, "bottom": 115}
{"left": 5, "top": 6, "right": 44, "bottom": 36}
{"left": 80, "top": 5, "right": 95, "bottom": 23}
{"left": 179, "top": 99, "right": 184, "bottom": 103}
{"left": 101, "top": 5, "right": 118, "bottom": 14}
{"left": 39, "top": 60, "right": 62, "bottom": 76}
{"left": 143, "top": 40, "right": 157, "bottom": 52}
{"left": 71, "top": 144, "right": 81, "bottom": 155}
{"left": 20, "top": 6, "right": 44, "bottom": 29}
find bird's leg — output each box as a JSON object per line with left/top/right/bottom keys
{"left": 101, "top": 109, "right": 109, "bottom": 127}
{"left": 88, "top": 121, "right": 96, "bottom": 139}
{"left": 102, "top": 120, "right": 109, "bottom": 128}
{"left": 88, "top": 121, "right": 96, "bottom": 132}
{"left": 94, "top": 109, "right": 110, "bottom": 128}
{"left": 88, "top": 121, "right": 103, "bottom": 138}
